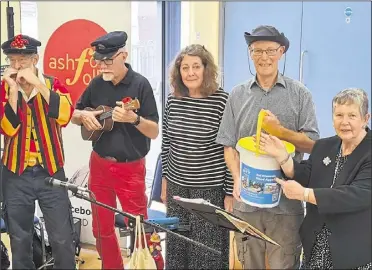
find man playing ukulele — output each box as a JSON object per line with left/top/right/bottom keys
{"left": 71, "top": 31, "right": 159, "bottom": 269}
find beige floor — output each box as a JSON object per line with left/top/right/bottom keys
{"left": 2, "top": 232, "right": 249, "bottom": 270}
{"left": 1, "top": 233, "right": 129, "bottom": 269}
{"left": 2, "top": 226, "right": 248, "bottom": 269}
{"left": 77, "top": 245, "right": 130, "bottom": 269}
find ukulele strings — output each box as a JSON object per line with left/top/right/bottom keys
{"left": 99, "top": 109, "right": 114, "bottom": 120}
{"left": 98, "top": 104, "right": 134, "bottom": 120}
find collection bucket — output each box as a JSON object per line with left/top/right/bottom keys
{"left": 236, "top": 110, "right": 295, "bottom": 208}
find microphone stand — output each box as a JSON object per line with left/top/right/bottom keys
{"left": 72, "top": 191, "right": 221, "bottom": 256}
{"left": 6, "top": 1, "right": 15, "bottom": 40}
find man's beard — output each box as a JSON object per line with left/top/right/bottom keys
{"left": 102, "top": 73, "right": 114, "bottom": 81}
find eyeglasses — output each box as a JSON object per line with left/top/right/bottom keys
{"left": 95, "top": 52, "right": 123, "bottom": 65}
{"left": 250, "top": 45, "right": 282, "bottom": 56}
{"left": 5, "top": 55, "right": 33, "bottom": 65}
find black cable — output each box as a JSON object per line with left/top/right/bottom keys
{"left": 282, "top": 53, "right": 287, "bottom": 76}
{"left": 246, "top": 49, "right": 254, "bottom": 76}
{"left": 247, "top": 48, "right": 254, "bottom": 76}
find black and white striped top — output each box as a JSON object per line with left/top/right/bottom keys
{"left": 161, "top": 89, "right": 233, "bottom": 195}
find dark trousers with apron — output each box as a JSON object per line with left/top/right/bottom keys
{"left": 1, "top": 165, "right": 76, "bottom": 269}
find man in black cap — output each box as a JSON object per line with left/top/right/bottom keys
{"left": 216, "top": 25, "right": 320, "bottom": 269}
{"left": 0, "top": 34, "right": 76, "bottom": 268}
{"left": 71, "top": 31, "right": 159, "bottom": 269}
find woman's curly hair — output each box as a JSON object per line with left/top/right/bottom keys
{"left": 169, "top": 44, "right": 219, "bottom": 98}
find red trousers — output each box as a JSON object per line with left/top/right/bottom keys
{"left": 89, "top": 151, "right": 148, "bottom": 269}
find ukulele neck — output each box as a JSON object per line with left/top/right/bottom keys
{"left": 97, "top": 102, "right": 138, "bottom": 121}
{"left": 99, "top": 110, "right": 113, "bottom": 120}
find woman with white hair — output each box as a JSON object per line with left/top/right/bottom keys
{"left": 259, "top": 88, "right": 371, "bottom": 269}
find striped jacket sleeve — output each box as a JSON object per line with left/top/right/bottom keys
{"left": 0, "top": 80, "right": 21, "bottom": 137}
{"left": 46, "top": 77, "right": 74, "bottom": 127}
{"left": 161, "top": 96, "right": 171, "bottom": 178}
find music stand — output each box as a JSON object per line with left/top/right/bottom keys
{"left": 173, "top": 196, "right": 280, "bottom": 246}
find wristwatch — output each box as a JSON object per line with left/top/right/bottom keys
{"left": 132, "top": 114, "right": 141, "bottom": 126}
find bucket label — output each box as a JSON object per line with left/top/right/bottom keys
{"left": 240, "top": 163, "right": 283, "bottom": 207}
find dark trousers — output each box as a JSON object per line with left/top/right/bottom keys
{"left": 2, "top": 165, "right": 75, "bottom": 269}
{"left": 165, "top": 181, "right": 229, "bottom": 270}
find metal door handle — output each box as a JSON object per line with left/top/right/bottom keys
{"left": 299, "top": 50, "right": 307, "bottom": 84}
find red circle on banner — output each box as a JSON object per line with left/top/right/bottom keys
{"left": 43, "top": 19, "right": 107, "bottom": 105}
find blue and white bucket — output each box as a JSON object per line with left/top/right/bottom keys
{"left": 236, "top": 136, "right": 295, "bottom": 208}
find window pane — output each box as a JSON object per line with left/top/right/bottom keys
{"left": 131, "top": 1, "right": 163, "bottom": 191}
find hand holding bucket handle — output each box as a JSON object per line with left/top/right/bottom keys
{"left": 260, "top": 109, "right": 283, "bottom": 138}
{"left": 255, "top": 109, "right": 283, "bottom": 155}
{"left": 255, "top": 109, "right": 291, "bottom": 160}
{"left": 257, "top": 133, "right": 288, "bottom": 162}
{"left": 254, "top": 109, "right": 267, "bottom": 155}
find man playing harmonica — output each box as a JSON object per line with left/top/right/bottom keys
{"left": 0, "top": 34, "right": 75, "bottom": 269}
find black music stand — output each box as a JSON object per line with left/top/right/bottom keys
{"left": 70, "top": 192, "right": 222, "bottom": 256}
{"left": 173, "top": 196, "right": 280, "bottom": 246}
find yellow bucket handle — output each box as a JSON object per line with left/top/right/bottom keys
{"left": 255, "top": 109, "right": 268, "bottom": 156}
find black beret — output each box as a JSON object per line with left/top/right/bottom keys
{"left": 244, "top": 25, "right": 290, "bottom": 53}
{"left": 1, "top": 34, "right": 41, "bottom": 55}
{"left": 91, "top": 31, "right": 128, "bottom": 60}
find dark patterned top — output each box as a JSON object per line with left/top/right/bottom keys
{"left": 301, "top": 148, "right": 372, "bottom": 269}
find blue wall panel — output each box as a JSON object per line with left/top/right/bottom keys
{"left": 164, "top": 1, "right": 181, "bottom": 98}
{"left": 301, "top": 2, "right": 371, "bottom": 138}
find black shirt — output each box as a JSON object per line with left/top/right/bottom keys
{"left": 75, "top": 64, "right": 159, "bottom": 161}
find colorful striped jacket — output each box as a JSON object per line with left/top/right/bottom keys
{"left": 0, "top": 74, "right": 73, "bottom": 175}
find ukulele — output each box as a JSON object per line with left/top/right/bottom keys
{"left": 81, "top": 98, "right": 140, "bottom": 141}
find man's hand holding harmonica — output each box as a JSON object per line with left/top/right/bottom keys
{"left": 3, "top": 67, "right": 19, "bottom": 113}
{"left": 16, "top": 67, "right": 52, "bottom": 103}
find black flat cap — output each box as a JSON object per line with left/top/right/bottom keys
{"left": 1, "top": 34, "right": 41, "bottom": 55}
{"left": 91, "top": 31, "right": 128, "bottom": 60}
{"left": 244, "top": 25, "right": 290, "bottom": 53}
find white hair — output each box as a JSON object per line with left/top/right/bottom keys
{"left": 118, "top": 46, "right": 128, "bottom": 53}
{"left": 332, "top": 88, "right": 369, "bottom": 116}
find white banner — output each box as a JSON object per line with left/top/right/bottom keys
{"left": 33, "top": 1, "right": 132, "bottom": 247}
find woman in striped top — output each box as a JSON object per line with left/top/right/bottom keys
{"left": 161, "top": 44, "right": 233, "bottom": 269}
